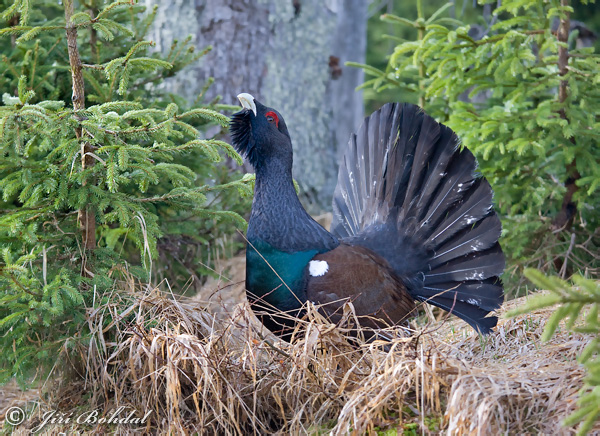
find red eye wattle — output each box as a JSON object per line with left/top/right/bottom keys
{"left": 265, "top": 111, "right": 279, "bottom": 128}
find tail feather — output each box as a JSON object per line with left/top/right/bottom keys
{"left": 417, "top": 149, "right": 478, "bottom": 236}
{"left": 416, "top": 296, "right": 499, "bottom": 334}
{"left": 343, "top": 135, "right": 362, "bottom": 230}
{"left": 421, "top": 279, "right": 503, "bottom": 312}
{"left": 426, "top": 178, "right": 495, "bottom": 246}
{"left": 389, "top": 106, "right": 423, "bottom": 210}
{"left": 400, "top": 115, "right": 441, "bottom": 219}
{"left": 423, "top": 244, "right": 504, "bottom": 284}
{"left": 413, "top": 125, "right": 457, "bottom": 217}
{"left": 331, "top": 103, "right": 505, "bottom": 333}
{"left": 431, "top": 215, "right": 502, "bottom": 267}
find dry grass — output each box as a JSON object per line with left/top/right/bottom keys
{"left": 5, "top": 278, "right": 596, "bottom": 435}
{"left": 436, "top": 299, "right": 589, "bottom": 435}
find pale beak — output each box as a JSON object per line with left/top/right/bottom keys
{"left": 237, "top": 93, "right": 257, "bottom": 116}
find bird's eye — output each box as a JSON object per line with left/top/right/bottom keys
{"left": 265, "top": 111, "right": 279, "bottom": 128}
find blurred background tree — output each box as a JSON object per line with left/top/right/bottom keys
{"left": 142, "top": 0, "right": 368, "bottom": 212}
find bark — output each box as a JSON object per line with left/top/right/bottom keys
{"left": 552, "top": 0, "right": 580, "bottom": 231}
{"left": 144, "top": 0, "right": 367, "bottom": 212}
{"left": 65, "top": 0, "right": 96, "bottom": 265}
{"left": 88, "top": 2, "right": 99, "bottom": 63}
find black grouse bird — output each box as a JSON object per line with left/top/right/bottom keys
{"left": 230, "top": 93, "right": 504, "bottom": 337}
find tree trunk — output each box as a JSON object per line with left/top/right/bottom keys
{"left": 144, "top": 0, "right": 367, "bottom": 212}
{"left": 65, "top": 0, "right": 96, "bottom": 278}
{"left": 552, "top": 0, "right": 580, "bottom": 231}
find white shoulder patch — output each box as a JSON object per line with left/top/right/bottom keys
{"left": 309, "top": 260, "right": 329, "bottom": 277}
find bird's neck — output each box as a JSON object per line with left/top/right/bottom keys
{"left": 253, "top": 158, "right": 303, "bottom": 223}
{"left": 254, "top": 156, "right": 295, "bottom": 197}
{"left": 248, "top": 156, "right": 338, "bottom": 253}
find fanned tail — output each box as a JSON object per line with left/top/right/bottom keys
{"left": 331, "top": 103, "right": 504, "bottom": 333}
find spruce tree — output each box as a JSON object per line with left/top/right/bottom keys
{"left": 0, "top": 0, "right": 251, "bottom": 384}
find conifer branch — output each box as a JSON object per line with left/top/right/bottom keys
{"left": 82, "top": 63, "right": 105, "bottom": 70}
{"left": 7, "top": 275, "right": 42, "bottom": 299}
{"left": 469, "top": 29, "right": 545, "bottom": 46}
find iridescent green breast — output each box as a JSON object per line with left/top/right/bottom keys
{"left": 246, "top": 238, "right": 318, "bottom": 312}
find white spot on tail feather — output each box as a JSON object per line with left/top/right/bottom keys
{"left": 465, "top": 216, "right": 477, "bottom": 224}
{"left": 309, "top": 260, "right": 329, "bottom": 277}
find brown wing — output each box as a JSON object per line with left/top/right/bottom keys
{"left": 305, "top": 243, "right": 416, "bottom": 329}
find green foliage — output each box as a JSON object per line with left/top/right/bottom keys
{"left": 359, "top": 0, "right": 600, "bottom": 291}
{"left": 0, "top": 0, "right": 251, "bottom": 385}
{"left": 364, "top": 0, "right": 483, "bottom": 112}
{"left": 507, "top": 269, "right": 600, "bottom": 435}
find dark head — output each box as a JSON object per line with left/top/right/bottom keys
{"left": 230, "top": 93, "right": 292, "bottom": 171}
